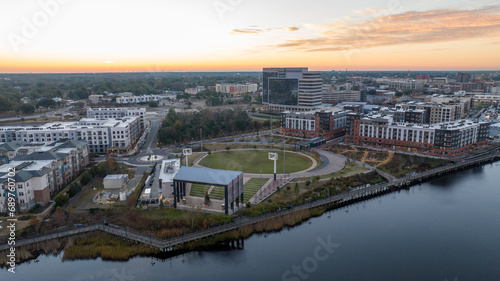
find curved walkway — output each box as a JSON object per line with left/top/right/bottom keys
{"left": 192, "top": 148, "right": 346, "bottom": 179}
{"left": 193, "top": 148, "right": 319, "bottom": 176}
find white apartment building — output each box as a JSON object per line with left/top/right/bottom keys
{"left": 89, "top": 95, "right": 104, "bottom": 104}
{"left": 0, "top": 117, "right": 140, "bottom": 154}
{"left": 86, "top": 107, "right": 147, "bottom": 129}
{"left": 386, "top": 79, "right": 424, "bottom": 90}
{"left": 116, "top": 95, "right": 160, "bottom": 104}
{"left": 215, "top": 83, "right": 258, "bottom": 95}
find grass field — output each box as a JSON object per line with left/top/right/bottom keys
{"left": 189, "top": 183, "right": 225, "bottom": 200}
{"left": 209, "top": 186, "right": 225, "bottom": 200}
{"left": 243, "top": 178, "right": 265, "bottom": 201}
{"left": 201, "top": 150, "right": 313, "bottom": 174}
{"left": 190, "top": 183, "right": 211, "bottom": 197}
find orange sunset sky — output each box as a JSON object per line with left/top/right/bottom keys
{"left": 1, "top": 0, "right": 500, "bottom": 73}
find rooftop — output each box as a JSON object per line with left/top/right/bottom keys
{"left": 173, "top": 166, "right": 242, "bottom": 186}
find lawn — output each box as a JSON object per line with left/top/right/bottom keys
{"left": 201, "top": 149, "right": 313, "bottom": 174}
{"left": 190, "top": 183, "right": 225, "bottom": 200}
{"left": 243, "top": 178, "right": 265, "bottom": 201}
{"left": 190, "top": 183, "right": 211, "bottom": 197}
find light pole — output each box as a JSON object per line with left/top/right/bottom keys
{"left": 283, "top": 142, "right": 286, "bottom": 179}
{"left": 200, "top": 128, "right": 204, "bottom": 166}
{"left": 268, "top": 152, "right": 278, "bottom": 181}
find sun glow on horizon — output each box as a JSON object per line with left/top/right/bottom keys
{"left": 1, "top": 0, "right": 499, "bottom": 73}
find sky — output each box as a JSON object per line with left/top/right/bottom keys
{"left": 1, "top": 0, "right": 500, "bottom": 73}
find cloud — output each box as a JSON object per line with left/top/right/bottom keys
{"left": 355, "top": 7, "right": 388, "bottom": 15}
{"left": 103, "top": 61, "right": 115, "bottom": 64}
{"left": 259, "top": 5, "right": 500, "bottom": 52}
{"left": 231, "top": 26, "right": 300, "bottom": 35}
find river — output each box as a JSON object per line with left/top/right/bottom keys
{"left": 2, "top": 161, "right": 500, "bottom": 281}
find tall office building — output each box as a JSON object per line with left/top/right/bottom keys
{"left": 456, "top": 72, "right": 470, "bottom": 83}
{"left": 262, "top": 68, "right": 322, "bottom": 112}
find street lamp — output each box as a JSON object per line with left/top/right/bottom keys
{"left": 183, "top": 148, "right": 192, "bottom": 166}
{"left": 268, "top": 152, "right": 278, "bottom": 181}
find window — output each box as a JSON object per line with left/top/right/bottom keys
{"left": 19, "top": 192, "right": 24, "bottom": 196}
{"left": 18, "top": 184, "right": 23, "bottom": 189}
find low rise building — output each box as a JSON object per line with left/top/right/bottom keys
{"left": 103, "top": 174, "right": 129, "bottom": 189}
{"left": 474, "top": 94, "right": 500, "bottom": 104}
{"left": 215, "top": 83, "right": 258, "bottom": 95}
{"left": 345, "top": 112, "right": 489, "bottom": 157}
{"left": 116, "top": 95, "right": 160, "bottom": 104}
{"left": 158, "top": 159, "right": 181, "bottom": 199}
{"left": 86, "top": 107, "right": 147, "bottom": 130}
{"left": 280, "top": 107, "right": 350, "bottom": 140}
{"left": 322, "top": 88, "right": 361, "bottom": 103}
{"left": 184, "top": 86, "right": 206, "bottom": 96}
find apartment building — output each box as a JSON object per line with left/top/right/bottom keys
{"left": 474, "top": 94, "right": 500, "bottom": 104}
{"left": 386, "top": 79, "right": 424, "bottom": 90}
{"left": 322, "top": 87, "right": 361, "bottom": 103}
{"left": 215, "top": 83, "right": 258, "bottom": 95}
{"left": 86, "top": 107, "right": 147, "bottom": 130}
{"left": 345, "top": 112, "right": 489, "bottom": 157}
{"left": 0, "top": 117, "right": 141, "bottom": 154}
{"left": 396, "top": 102, "right": 465, "bottom": 124}
{"left": 0, "top": 139, "right": 89, "bottom": 213}
{"left": 279, "top": 108, "right": 350, "bottom": 140}
{"left": 116, "top": 95, "right": 160, "bottom": 104}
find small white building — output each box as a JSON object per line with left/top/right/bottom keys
{"left": 158, "top": 159, "right": 181, "bottom": 197}
{"left": 103, "top": 174, "right": 129, "bottom": 189}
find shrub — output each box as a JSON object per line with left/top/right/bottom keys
{"left": 29, "top": 203, "right": 42, "bottom": 214}
{"left": 18, "top": 215, "right": 33, "bottom": 221}
{"left": 80, "top": 172, "right": 93, "bottom": 186}
{"left": 68, "top": 183, "right": 82, "bottom": 198}
{"left": 54, "top": 193, "right": 70, "bottom": 207}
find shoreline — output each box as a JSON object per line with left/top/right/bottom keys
{"left": 1, "top": 152, "right": 499, "bottom": 265}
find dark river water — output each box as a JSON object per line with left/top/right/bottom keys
{"left": 2, "top": 161, "right": 500, "bottom": 281}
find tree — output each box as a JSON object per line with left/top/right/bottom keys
{"left": 19, "top": 104, "right": 35, "bottom": 114}
{"left": 204, "top": 191, "right": 211, "bottom": 205}
{"left": 148, "top": 101, "right": 158, "bottom": 107}
{"left": 242, "top": 94, "right": 252, "bottom": 104}
{"left": 368, "top": 89, "right": 377, "bottom": 95}
{"left": 395, "top": 91, "right": 403, "bottom": 97}
{"left": 294, "top": 183, "right": 300, "bottom": 194}
{"left": 36, "top": 98, "right": 57, "bottom": 108}
{"left": 107, "top": 158, "right": 118, "bottom": 171}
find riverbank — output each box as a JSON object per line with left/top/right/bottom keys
{"left": 2, "top": 151, "right": 499, "bottom": 265}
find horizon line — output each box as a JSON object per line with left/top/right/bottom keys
{"left": 1, "top": 69, "right": 500, "bottom": 75}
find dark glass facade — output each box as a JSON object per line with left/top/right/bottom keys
{"left": 267, "top": 78, "right": 299, "bottom": 105}
{"left": 262, "top": 71, "right": 278, "bottom": 103}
